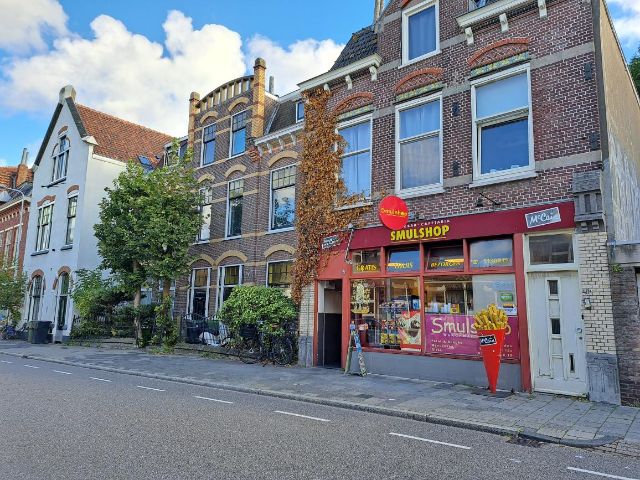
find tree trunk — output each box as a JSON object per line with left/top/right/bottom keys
{"left": 161, "top": 278, "right": 176, "bottom": 337}
{"left": 133, "top": 260, "right": 142, "bottom": 345}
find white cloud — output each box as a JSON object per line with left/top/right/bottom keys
{"left": 246, "top": 35, "right": 344, "bottom": 95}
{"left": 0, "top": 5, "right": 343, "bottom": 136}
{"left": 0, "top": 158, "right": 7, "bottom": 167}
{"left": 0, "top": 0, "right": 68, "bottom": 53}
{"left": 609, "top": 0, "right": 640, "bottom": 51}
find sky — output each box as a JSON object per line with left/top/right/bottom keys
{"left": 0, "top": 0, "right": 638, "bottom": 168}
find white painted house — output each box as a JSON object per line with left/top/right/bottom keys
{"left": 22, "top": 85, "right": 172, "bottom": 342}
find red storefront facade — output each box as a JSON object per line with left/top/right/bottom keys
{"left": 315, "top": 202, "right": 576, "bottom": 392}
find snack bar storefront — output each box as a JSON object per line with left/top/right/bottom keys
{"left": 315, "top": 202, "right": 577, "bottom": 392}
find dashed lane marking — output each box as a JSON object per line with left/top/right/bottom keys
{"left": 389, "top": 432, "right": 472, "bottom": 450}
{"left": 194, "top": 396, "right": 233, "bottom": 404}
{"left": 52, "top": 370, "right": 72, "bottom": 375}
{"left": 23, "top": 364, "right": 39, "bottom": 369}
{"left": 567, "top": 467, "right": 639, "bottom": 480}
{"left": 274, "top": 411, "right": 330, "bottom": 422}
{"left": 136, "top": 385, "right": 165, "bottom": 392}
{"left": 0, "top": 360, "right": 13, "bottom": 364}
{"left": 89, "top": 377, "right": 112, "bottom": 383}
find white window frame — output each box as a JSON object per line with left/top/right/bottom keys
{"left": 401, "top": 0, "right": 440, "bottom": 67}
{"left": 269, "top": 165, "right": 296, "bottom": 233}
{"left": 266, "top": 260, "right": 294, "bottom": 297}
{"left": 27, "top": 275, "right": 44, "bottom": 322}
{"left": 200, "top": 124, "right": 216, "bottom": 167}
{"left": 524, "top": 230, "right": 578, "bottom": 273}
{"left": 394, "top": 93, "right": 444, "bottom": 198}
{"left": 188, "top": 267, "right": 212, "bottom": 318}
{"left": 54, "top": 272, "right": 70, "bottom": 330}
{"left": 470, "top": 64, "right": 535, "bottom": 187}
{"left": 64, "top": 194, "right": 78, "bottom": 246}
{"left": 51, "top": 133, "right": 70, "bottom": 183}
{"left": 35, "top": 202, "right": 54, "bottom": 252}
{"left": 3, "top": 228, "right": 12, "bottom": 265}
{"left": 337, "top": 114, "right": 373, "bottom": 200}
{"left": 217, "top": 264, "right": 243, "bottom": 311}
{"left": 229, "top": 110, "right": 249, "bottom": 159}
{"left": 295, "top": 101, "right": 305, "bottom": 123}
{"left": 225, "top": 178, "right": 244, "bottom": 239}
{"left": 197, "top": 187, "right": 212, "bottom": 243}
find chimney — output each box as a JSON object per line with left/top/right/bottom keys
{"left": 16, "top": 148, "right": 29, "bottom": 186}
{"left": 268, "top": 76, "right": 275, "bottom": 95}
{"left": 251, "top": 58, "right": 267, "bottom": 139}
{"left": 187, "top": 91, "right": 201, "bottom": 150}
{"left": 59, "top": 84, "right": 76, "bottom": 104}
{"left": 374, "top": 0, "right": 384, "bottom": 22}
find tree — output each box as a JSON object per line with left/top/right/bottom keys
{"left": 630, "top": 45, "right": 640, "bottom": 97}
{"left": 0, "top": 263, "right": 26, "bottom": 326}
{"left": 94, "top": 140, "right": 202, "bottom": 344}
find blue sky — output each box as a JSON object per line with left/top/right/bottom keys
{"left": 0, "top": 0, "right": 637, "bottom": 167}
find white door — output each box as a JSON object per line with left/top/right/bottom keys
{"left": 528, "top": 271, "right": 587, "bottom": 396}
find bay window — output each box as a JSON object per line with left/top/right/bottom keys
{"left": 396, "top": 96, "right": 442, "bottom": 195}
{"left": 472, "top": 66, "right": 533, "bottom": 184}
{"left": 338, "top": 119, "right": 371, "bottom": 199}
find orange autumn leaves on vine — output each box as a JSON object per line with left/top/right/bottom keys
{"left": 291, "top": 89, "right": 371, "bottom": 303}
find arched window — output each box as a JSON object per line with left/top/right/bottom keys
{"left": 28, "top": 275, "right": 44, "bottom": 322}
{"left": 55, "top": 273, "right": 70, "bottom": 330}
{"left": 52, "top": 135, "right": 70, "bottom": 182}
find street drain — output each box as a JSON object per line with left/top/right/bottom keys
{"left": 507, "top": 437, "right": 543, "bottom": 448}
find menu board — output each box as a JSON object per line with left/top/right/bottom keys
{"left": 425, "top": 314, "right": 520, "bottom": 360}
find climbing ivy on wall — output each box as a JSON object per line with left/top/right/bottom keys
{"left": 291, "top": 89, "right": 371, "bottom": 303}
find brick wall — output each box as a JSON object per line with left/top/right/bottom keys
{"left": 0, "top": 200, "right": 30, "bottom": 272}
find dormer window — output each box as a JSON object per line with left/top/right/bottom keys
{"left": 52, "top": 135, "right": 69, "bottom": 182}
{"left": 296, "top": 101, "right": 305, "bottom": 122}
{"left": 402, "top": 0, "right": 439, "bottom": 65}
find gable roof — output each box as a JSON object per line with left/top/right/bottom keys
{"left": 35, "top": 88, "right": 172, "bottom": 167}
{"left": 331, "top": 26, "right": 378, "bottom": 71}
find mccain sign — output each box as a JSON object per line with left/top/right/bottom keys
{"left": 525, "top": 207, "right": 561, "bottom": 229}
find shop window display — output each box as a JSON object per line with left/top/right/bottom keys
{"left": 387, "top": 248, "right": 420, "bottom": 273}
{"left": 350, "top": 278, "right": 421, "bottom": 352}
{"left": 470, "top": 238, "right": 513, "bottom": 269}
{"left": 426, "top": 244, "right": 464, "bottom": 271}
{"left": 352, "top": 250, "right": 381, "bottom": 273}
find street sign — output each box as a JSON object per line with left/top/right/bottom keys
{"left": 321, "top": 234, "right": 340, "bottom": 250}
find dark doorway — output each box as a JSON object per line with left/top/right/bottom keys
{"left": 317, "top": 280, "right": 342, "bottom": 368}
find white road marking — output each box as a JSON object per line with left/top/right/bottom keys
{"left": 23, "top": 364, "right": 39, "bottom": 369}
{"left": 510, "top": 458, "right": 522, "bottom": 463}
{"left": 567, "top": 467, "right": 639, "bottom": 480}
{"left": 136, "top": 385, "right": 165, "bottom": 392}
{"left": 389, "top": 432, "right": 472, "bottom": 450}
{"left": 194, "top": 395, "right": 233, "bottom": 404}
{"left": 89, "top": 377, "right": 112, "bottom": 383}
{"left": 52, "top": 370, "right": 72, "bottom": 375}
{"left": 274, "top": 411, "right": 330, "bottom": 422}
{"left": 0, "top": 360, "right": 13, "bottom": 364}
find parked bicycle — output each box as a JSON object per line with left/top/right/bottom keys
{"left": 227, "top": 320, "right": 296, "bottom": 366}
{"left": 0, "top": 322, "right": 28, "bottom": 341}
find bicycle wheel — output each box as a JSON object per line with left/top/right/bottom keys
{"left": 239, "top": 338, "right": 259, "bottom": 364}
{"left": 273, "top": 337, "right": 294, "bottom": 366}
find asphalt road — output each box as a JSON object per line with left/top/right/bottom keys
{"left": 1, "top": 356, "right": 640, "bottom": 480}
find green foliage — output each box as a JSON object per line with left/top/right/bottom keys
{"left": 0, "top": 265, "right": 27, "bottom": 325}
{"left": 217, "top": 286, "right": 297, "bottom": 337}
{"left": 71, "top": 269, "right": 131, "bottom": 319}
{"left": 630, "top": 46, "right": 640, "bottom": 97}
{"left": 152, "top": 296, "right": 178, "bottom": 350}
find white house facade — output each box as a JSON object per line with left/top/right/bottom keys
{"left": 22, "top": 85, "right": 171, "bottom": 342}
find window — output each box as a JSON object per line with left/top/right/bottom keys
{"left": 472, "top": 67, "right": 533, "bottom": 183}
{"left": 28, "top": 275, "right": 43, "bottom": 322}
{"left": 230, "top": 111, "right": 248, "bottom": 157}
{"left": 55, "top": 273, "right": 70, "bottom": 330}
{"left": 189, "top": 268, "right": 211, "bottom": 319}
{"left": 350, "top": 278, "right": 422, "bottom": 352}
{"left": 65, "top": 196, "right": 77, "bottom": 245}
{"left": 267, "top": 261, "right": 293, "bottom": 296}
{"left": 0, "top": 231, "right": 4, "bottom": 265}
{"left": 426, "top": 244, "right": 464, "bottom": 271}
{"left": 387, "top": 248, "right": 420, "bottom": 273}
{"left": 198, "top": 188, "right": 212, "bottom": 242}
{"left": 226, "top": 179, "right": 243, "bottom": 237}
{"left": 12, "top": 227, "right": 18, "bottom": 264}
{"left": 470, "top": 238, "right": 513, "bottom": 269}
{"left": 3, "top": 229, "right": 13, "bottom": 265}
{"left": 35, "top": 204, "right": 53, "bottom": 251}
{"left": 52, "top": 135, "right": 69, "bottom": 182}
{"left": 352, "top": 250, "right": 381, "bottom": 273}
{"left": 218, "top": 265, "right": 243, "bottom": 310}
{"left": 529, "top": 234, "right": 574, "bottom": 265}
{"left": 396, "top": 96, "right": 442, "bottom": 194}
{"left": 270, "top": 166, "right": 296, "bottom": 231}
{"left": 296, "top": 101, "right": 305, "bottom": 122}
{"left": 201, "top": 125, "right": 216, "bottom": 166}
{"left": 338, "top": 119, "right": 371, "bottom": 198}
{"left": 402, "top": 0, "right": 439, "bottom": 64}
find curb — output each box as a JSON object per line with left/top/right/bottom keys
{"left": 0, "top": 350, "right": 621, "bottom": 449}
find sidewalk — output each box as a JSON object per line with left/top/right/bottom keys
{"left": 2, "top": 341, "right": 640, "bottom": 457}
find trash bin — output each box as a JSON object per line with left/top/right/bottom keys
{"left": 27, "top": 321, "right": 36, "bottom": 343}
{"left": 31, "top": 321, "right": 52, "bottom": 344}
{"left": 186, "top": 325, "right": 201, "bottom": 344}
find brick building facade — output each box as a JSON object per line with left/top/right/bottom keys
{"left": 297, "top": 0, "right": 640, "bottom": 403}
